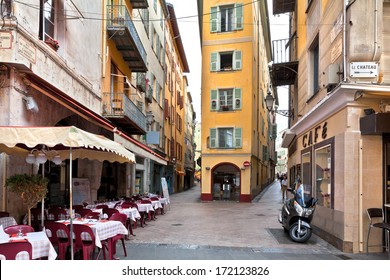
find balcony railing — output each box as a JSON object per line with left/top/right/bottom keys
{"left": 271, "top": 38, "right": 298, "bottom": 86}
{"left": 106, "top": 5, "right": 147, "bottom": 72}
{"left": 102, "top": 92, "right": 147, "bottom": 135}
{"left": 273, "top": 0, "right": 296, "bottom": 15}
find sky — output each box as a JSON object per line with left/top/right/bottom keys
{"left": 167, "top": 0, "right": 289, "bottom": 129}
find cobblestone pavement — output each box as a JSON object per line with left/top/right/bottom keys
{"left": 118, "top": 180, "right": 388, "bottom": 260}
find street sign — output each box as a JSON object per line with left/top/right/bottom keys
{"left": 350, "top": 62, "right": 378, "bottom": 78}
{"left": 243, "top": 161, "right": 251, "bottom": 167}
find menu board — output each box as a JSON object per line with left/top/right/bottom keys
{"left": 161, "top": 177, "right": 170, "bottom": 202}
{"left": 72, "top": 178, "right": 91, "bottom": 205}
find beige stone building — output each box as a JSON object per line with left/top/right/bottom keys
{"left": 273, "top": 0, "right": 390, "bottom": 253}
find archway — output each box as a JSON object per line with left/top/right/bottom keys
{"left": 211, "top": 163, "right": 241, "bottom": 201}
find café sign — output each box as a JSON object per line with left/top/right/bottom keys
{"left": 302, "top": 122, "right": 328, "bottom": 148}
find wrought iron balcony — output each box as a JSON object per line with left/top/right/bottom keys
{"left": 273, "top": 0, "right": 296, "bottom": 15}
{"left": 128, "top": 0, "right": 148, "bottom": 9}
{"left": 106, "top": 5, "right": 147, "bottom": 72}
{"left": 270, "top": 38, "right": 298, "bottom": 86}
{"left": 102, "top": 92, "right": 147, "bottom": 135}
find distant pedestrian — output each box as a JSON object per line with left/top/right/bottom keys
{"left": 281, "top": 174, "right": 288, "bottom": 201}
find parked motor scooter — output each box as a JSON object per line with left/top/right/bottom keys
{"left": 278, "top": 188, "right": 318, "bottom": 243}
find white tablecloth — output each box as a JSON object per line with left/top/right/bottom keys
{"left": 0, "top": 231, "right": 57, "bottom": 260}
{"left": 118, "top": 208, "right": 141, "bottom": 222}
{"left": 136, "top": 203, "right": 154, "bottom": 213}
{"left": 60, "top": 219, "right": 128, "bottom": 248}
{"left": 0, "top": 217, "right": 17, "bottom": 228}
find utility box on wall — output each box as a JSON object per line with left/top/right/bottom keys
{"left": 323, "top": 64, "right": 339, "bottom": 90}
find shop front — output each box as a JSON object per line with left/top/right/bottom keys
{"left": 283, "top": 89, "right": 390, "bottom": 253}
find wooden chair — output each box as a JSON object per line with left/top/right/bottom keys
{"left": 0, "top": 241, "right": 32, "bottom": 260}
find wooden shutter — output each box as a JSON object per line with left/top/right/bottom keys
{"left": 234, "top": 128, "right": 242, "bottom": 148}
{"left": 233, "top": 50, "right": 242, "bottom": 70}
{"left": 233, "top": 88, "right": 242, "bottom": 110}
{"left": 235, "top": 3, "right": 243, "bottom": 30}
{"left": 210, "top": 6, "right": 218, "bottom": 32}
{"left": 210, "top": 128, "right": 217, "bottom": 148}
{"left": 210, "top": 89, "right": 218, "bottom": 110}
{"left": 210, "top": 52, "right": 219, "bottom": 71}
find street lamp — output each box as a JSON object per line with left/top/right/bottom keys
{"left": 265, "top": 91, "right": 294, "bottom": 119}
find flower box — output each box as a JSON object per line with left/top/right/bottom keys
{"left": 45, "top": 38, "right": 59, "bottom": 51}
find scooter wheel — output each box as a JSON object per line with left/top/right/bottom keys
{"left": 289, "top": 222, "right": 312, "bottom": 243}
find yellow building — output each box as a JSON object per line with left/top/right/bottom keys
{"left": 274, "top": 0, "right": 390, "bottom": 253}
{"left": 198, "top": 1, "right": 273, "bottom": 202}
{"left": 164, "top": 4, "right": 190, "bottom": 193}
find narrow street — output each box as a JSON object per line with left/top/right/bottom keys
{"left": 119, "top": 180, "right": 388, "bottom": 260}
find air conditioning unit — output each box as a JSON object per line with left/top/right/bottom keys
{"left": 323, "top": 64, "right": 339, "bottom": 89}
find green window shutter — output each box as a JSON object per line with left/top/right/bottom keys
{"left": 235, "top": 3, "right": 243, "bottom": 30}
{"left": 233, "top": 50, "right": 242, "bottom": 70}
{"left": 210, "top": 7, "right": 218, "bottom": 32}
{"left": 210, "top": 89, "right": 218, "bottom": 110}
{"left": 210, "top": 52, "right": 219, "bottom": 71}
{"left": 210, "top": 128, "right": 217, "bottom": 148}
{"left": 233, "top": 88, "right": 241, "bottom": 110}
{"left": 234, "top": 127, "right": 242, "bottom": 148}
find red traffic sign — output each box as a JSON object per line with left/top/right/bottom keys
{"left": 243, "top": 161, "right": 251, "bottom": 167}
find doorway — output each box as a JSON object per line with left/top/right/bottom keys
{"left": 211, "top": 163, "right": 240, "bottom": 201}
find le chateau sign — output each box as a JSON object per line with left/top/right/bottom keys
{"left": 302, "top": 122, "right": 328, "bottom": 148}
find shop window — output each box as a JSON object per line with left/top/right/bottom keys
{"left": 301, "top": 150, "right": 312, "bottom": 198}
{"left": 314, "top": 139, "right": 334, "bottom": 209}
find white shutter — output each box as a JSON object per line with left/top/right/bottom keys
{"left": 210, "top": 52, "right": 219, "bottom": 71}
{"left": 210, "top": 128, "right": 217, "bottom": 148}
{"left": 235, "top": 3, "right": 243, "bottom": 30}
{"left": 210, "top": 89, "right": 218, "bottom": 110}
{"left": 210, "top": 7, "right": 218, "bottom": 32}
{"left": 234, "top": 128, "right": 242, "bottom": 148}
{"left": 233, "top": 88, "right": 242, "bottom": 110}
{"left": 233, "top": 50, "right": 242, "bottom": 70}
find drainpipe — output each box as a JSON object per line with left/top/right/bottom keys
{"left": 372, "top": 0, "right": 379, "bottom": 61}
{"left": 2, "top": 154, "right": 6, "bottom": 211}
{"left": 358, "top": 139, "right": 363, "bottom": 252}
{"left": 342, "top": 0, "right": 347, "bottom": 82}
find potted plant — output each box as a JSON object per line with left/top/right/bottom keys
{"left": 45, "top": 37, "right": 60, "bottom": 51}
{"left": 6, "top": 174, "right": 49, "bottom": 226}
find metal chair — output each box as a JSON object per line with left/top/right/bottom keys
{"left": 366, "top": 208, "right": 390, "bottom": 254}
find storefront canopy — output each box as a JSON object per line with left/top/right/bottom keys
{"left": 0, "top": 126, "right": 135, "bottom": 163}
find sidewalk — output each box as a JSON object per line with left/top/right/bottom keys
{"left": 121, "top": 180, "right": 388, "bottom": 260}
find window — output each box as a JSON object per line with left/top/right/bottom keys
{"left": 315, "top": 145, "right": 332, "bottom": 208}
{"left": 210, "top": 3, "right": 243, "bottom": 33}
{"left": 309, "top": 36, "right": 319, "bottom": 96}
{"left": 301, "top": 150, "right": 312, "bottom": 198}
{"left": 42, "top": 0, "right": 56, "bottom": 41}
{"left": 210, "top": 88, "right": 241, "bottom": 111}
{"left": 141, "top": 9, "right": 149, "bottom": 35}
{"left": 210, "top": 50, "right": 242, "bottom": 71}
{"left": 209, "top": 127, "right": 242, "bottom": 149}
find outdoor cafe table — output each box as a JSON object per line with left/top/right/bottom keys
{"left": 58, "top": 218, "right": 128, "bottom": 259}
{"left": 0, "top": 231, "right": 57, "bottom": 260}
{"left": 118, "top": 207, "right": 141, "bottom": 223}
{"left": 0, "top": 217, "right": 17, "bottom": 228}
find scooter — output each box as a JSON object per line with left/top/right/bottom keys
{"left": 278, "top": 188, "right": 318, "bottom": 243}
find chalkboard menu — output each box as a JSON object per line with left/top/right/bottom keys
{"left": 161, "top": 177, "right": 170, "bottom": 202}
